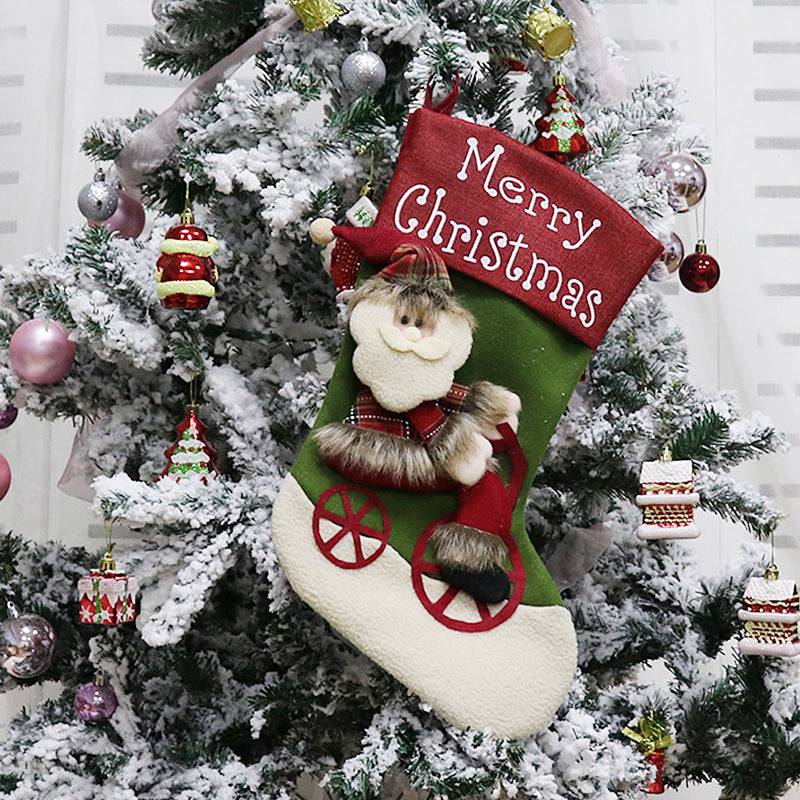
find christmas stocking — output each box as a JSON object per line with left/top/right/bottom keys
{"left": 272, "top": 85, "right": 662, "bottom": 739}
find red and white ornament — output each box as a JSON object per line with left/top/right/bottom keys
{"left": 78, "top": 557, "right": 138, "bottom": 626}
{"left": 159, "top": 404, "right": 218, "bottom": 483}
{"left": 532, "top": 72, "right": 590, "bottom": 163}
{"left": 738, "top": 564, "right": 800, "bottom": 657}
{"left": 635, "top": 448, "right": 700, "bottom": 540}
{"left": 9, "top": 319, "right": 75, "bottom": 384}
{"left": 155, "top": 211, "right": 219, "bottom": 308}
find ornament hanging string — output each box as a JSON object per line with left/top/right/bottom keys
{"left": 553, "top": 0, "right": 627, "bottom": 103}
{"left": 99, "top": 518, "right": 116, "bottom": 572}
{"left": 115, "top": 8, "right": 299, "bottom": 196}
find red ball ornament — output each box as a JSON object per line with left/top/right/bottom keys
{"left": 679, "top": 239, "right": 720, "bottom": 293}
{"left": 155, "top": 211, "right": 219, "bottom": 309}
{"left": 9, "top": 319, "right": 76, "bottom": 384}
{"left": 89, "top": 188, "right": 145, "bottom": 239}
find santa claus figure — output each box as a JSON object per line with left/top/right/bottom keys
{"left": 314, "top": 243, "right": 521, "bottom": 604}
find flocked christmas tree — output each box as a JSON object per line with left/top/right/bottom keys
{"left": 0, "top": 1, "right": 797, "bottom": 799}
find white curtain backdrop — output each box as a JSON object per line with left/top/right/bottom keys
{"left": 0, "top": 2, "right": 799, "bottom": 797}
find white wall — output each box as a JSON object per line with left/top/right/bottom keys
{"left": 0, "top": 1, "right": 799, "bottom": 796}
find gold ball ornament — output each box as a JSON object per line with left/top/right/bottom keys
{"left": 523, "top": 4, "right": 576, "bottom": 60}
{"left": 287, "top": 0, "right": 342, "bottom": 33}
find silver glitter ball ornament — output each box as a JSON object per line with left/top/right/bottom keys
{"left": 1, "top": 601, "right": 56, "bottom": 679}
{"left": 341, "top": 37, "right": 386, "bottom": 97}
{"left": 78, "top": 171, "right": 119, "bottom": 222}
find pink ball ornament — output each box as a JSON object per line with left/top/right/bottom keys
{"left": 0, "top": 453, "right": 10, "bottom": 501}
{"left": 88, "top": 188, "right": 145, "bottom": 239}
{"left": 9, "top": 319, "right": 76, "bottom": 384}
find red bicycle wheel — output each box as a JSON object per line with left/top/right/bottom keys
{"left": 313, "top": 484, "right": 391, "bottom": 569}
{"left": 411, "top": 515, "right": 526, "bottom": 632}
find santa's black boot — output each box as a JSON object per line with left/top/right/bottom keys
{"left": 438, "top": 562, "right": 510, "bottom": 604}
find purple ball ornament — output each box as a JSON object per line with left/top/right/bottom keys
{"left": 645, "top": 153, "right": 706, "bottom": 213}
{"left": 9, "top": 319, "right": 76, "bottom": 384}
{"left": 648, "top": 233, "right": 684, "bottom": 282}
{"left": 0, "top": 453, "right": 10, "bottom": 501}
{"left": 0, "top": 405, "right": 17, "bottom": 430}
{"left": 88, "top": 188, "right": 145, "bottom": 239}
{"left": 75, "top": 675, "right": 119, "bottom": 722}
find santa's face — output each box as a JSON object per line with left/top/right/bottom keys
{"left": 350, "top": 293, "right": 473, "bottom": 412}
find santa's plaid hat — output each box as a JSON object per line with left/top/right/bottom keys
{"left": 376, "top": 243, "right": 454, "bottom": 295}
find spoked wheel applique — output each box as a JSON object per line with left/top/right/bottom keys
{"left": 313, "top": 484, "right": 391, "bottom": 569}
{"left": 411, "top": 515, "right": 526, "bottom": 632}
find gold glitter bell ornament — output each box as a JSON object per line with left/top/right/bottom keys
{"left": 287, "top": 0, "right": 342, "bottom": 32}
{"left": 523, "top": 3, "right": 576, "bottom": 60}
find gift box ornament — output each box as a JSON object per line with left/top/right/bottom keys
{"left": 78, "top": 548, "right": 138, "bottom": 626}
{"left": 622, "top": 711, "right": 674, "bottom": 794}
{"left": 738, "top": 563, "right": 800, "bottom": 657}
{"left": 636, "top": 447, "right": 700, "bottom": 540}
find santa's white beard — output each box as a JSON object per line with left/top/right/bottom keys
{"left": 350, "top": 299, "right": 473, "bottom": 413}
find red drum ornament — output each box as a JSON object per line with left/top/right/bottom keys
{"left": 679, "top": 239, "right": 720, "bottom": 293}
{"left": 155, "top": 209, "right": 219, "bottom": 309}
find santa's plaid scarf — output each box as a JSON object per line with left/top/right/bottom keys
{"left": 344, "top": 384, "right": 468, "bottom": 444}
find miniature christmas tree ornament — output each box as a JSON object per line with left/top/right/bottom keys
{"left": 160, "top": 403, "right": 218, "bottom": 482}
{"left": 77, "top": 170, "right": 119, "bottom": 222}
{"left": 0, "top": 601, "right": 56, "bottom": 679}
{"left": 78, "top": 522, "right": 139, "bottom": 626}
{"left": 636, "top": 446, "right": 700, "bottom": 540}
{"left": 622, "top": 711, "right": 674, "bottom": 794}
{"left": 739, "top": 560, "right": 800, "bottom": 657}
{"left": 154, "top": 182, "right": 219, "bottom": 309}
{"left": 75, "top": 674, "right": 119, "bottom": 722}
{"left": 532, "top": 72, "right": 591, "bottom": 163}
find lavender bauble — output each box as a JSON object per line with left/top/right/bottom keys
{"left": 89, "top": 188, "right": 145, "bottom": 239}
{"left": 1, "top": 602, "right": 56, "bottom": 679}
{"left": 75, "top": 678, "right": 118, "bottom": 722}
{"left": 9, "top": 319, "right": 75, "bottom": 384}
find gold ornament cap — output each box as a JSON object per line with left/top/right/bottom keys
{"left": 764, "top": 562, "right": 780, "bottom": 581}
{"left": 287, "top": 0, "right": 341, "bottom": 32}
{"left": 695, "top": 239, "right": 708, "bottom": 254}
{"left": 523, "top": 5, "right": 576, "bottom": 60}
